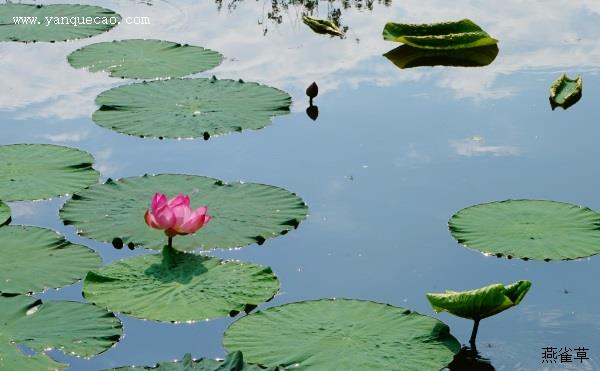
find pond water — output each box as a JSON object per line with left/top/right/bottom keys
{"left": 2, "top": 0, "right": 600, "bottom": 370}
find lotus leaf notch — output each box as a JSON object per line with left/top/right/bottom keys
{"left": 427, "top": 280, "right": 531, "bottom": 346}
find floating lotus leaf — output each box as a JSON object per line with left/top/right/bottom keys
{"left": 449, "top": 199, "right": 600, "bottom": 260}
{"left": 0, "top": 294, "right": 122, "bottom": 370}
{"left": 68, "top": 39, "right": 223, "bottom": 79}
{"left": 0, "top": 200, "right": 9, "bottom": 226}
{"left": 0, "top": 3, "right": 120, "bottom": 42}
{"left": 223, "top": 299, "right": 460, "bottom": 371}
{"left": 0, "top": 144, "right": 99, "bottom": 202}
{"left": 549, "top": 74, "right": 582, "bottom": 110}
{"left": 92, "top": 78, "right": 291, "bottom": 139}
{"left": 0, "top": 226, "right": 101, "bottom": 294}
{"left": 384, "top": 44, "right": 498, "bottom": 69}
{"left": 382, "top": 19, "right": 497, "bottom": 49}
{"left": 83, "top": 247, "right": 279, "bottom": 322}
{"left": 427, "top": 280, "right": 531, "bottom": 320}
{"left": 302, "top": 16, "right": 344, "bottom": 37}
{"left": 108, "top": 351, "right": 282, "bottom": 370}
{"left": 60, "top": 174, "right": 308, "bottom": 251}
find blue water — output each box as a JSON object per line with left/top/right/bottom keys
{"left": 2, "top": 0, "right": 600, "bottom": 369}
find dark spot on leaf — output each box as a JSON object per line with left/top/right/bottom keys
{"left": 127, "top": 242, "right": 135, "bottom": 250}
{"left": 243, "top": 304, "right": 257, "bottom": 313}
{"left": 255, "top": 236, "right": 266, "bottom": 245}
{"left": 203, "top": 132, "right": 210, "bottom": 140}
{"left": 229, "top": 310, "right": 240, "bottom": 317}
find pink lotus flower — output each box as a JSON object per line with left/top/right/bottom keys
{"left": 144, "top": 193, "right": 211, "bottom": 240}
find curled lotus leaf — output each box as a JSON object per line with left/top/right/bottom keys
{"left": 302, "top": 16, "right": 344, "bottom": 37}
{"left": 426, "top": 280, "right": 532, "bottom": 320}
{"left": 549, "top": 74, "right": 582, "bottom": 110}
{"left": 383, "top": 19, "right": 497, "bottom": 49}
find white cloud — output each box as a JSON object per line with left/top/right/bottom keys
{"left": 450, "top": 136, "right": 519, "bottom": 157}
{"left": 43, "top": 131, "right": 89, "bottom": 142}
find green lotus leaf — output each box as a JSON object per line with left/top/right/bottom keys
{"left": 449, "top": 199, "right": 600, "bottom": 261}
{"left": 0, "top": 294, "right": 122, "bottom": 370}
{"left": 0, "top": 200, "right": 9, "bottom": 227}
{"left": 384, "top": 44, "right": 498, "bottom": 69}
{"left": 549, "top": 74, "right": 582, "bottom": 110}
{"left": 107, "top": 351, "right": 282, "bottom": 370}
{"left": 0, "top": 144, "right": 99, "bottom": 202}
{"left": 67, "top": 39, "right": 223, "bottom": 79}
{"left": 0, "top": 226, "right": 101, "bottom": 294}
{"left": 382, "top": 19, "right": 497, "bottom": 49}
{"left": 0, "top": 3, "right": 120, "bottom": 43}
{"left": 302, "top": 16, "right": 344, "bottom": 37}
{"left": 91, "top": 78, "right": 291, "bottom": 139}
{"left": 83, "top": 247, "right": 279, "bottom": 322}
{"left": 426, "top": 280, "right": 531, "bottom": 321}
{"left": 60, "top": 174, "right": 308, "bottom": 251}
{"left": 223, "top": 299, "right": 460, "bottom": 371}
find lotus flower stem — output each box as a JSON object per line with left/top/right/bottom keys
{"left": 168, "top": 236, "right": 173, "bottom": 249}
{"left": 469, "top": 318, "right": 480, "bottom": 347}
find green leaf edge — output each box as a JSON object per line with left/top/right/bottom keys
{"left": 0, "top": 200, "right": 10, "bottom": 227}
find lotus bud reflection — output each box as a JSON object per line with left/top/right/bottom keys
{"left": 144, "top": 193, "right": 211, "bottom": 247}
